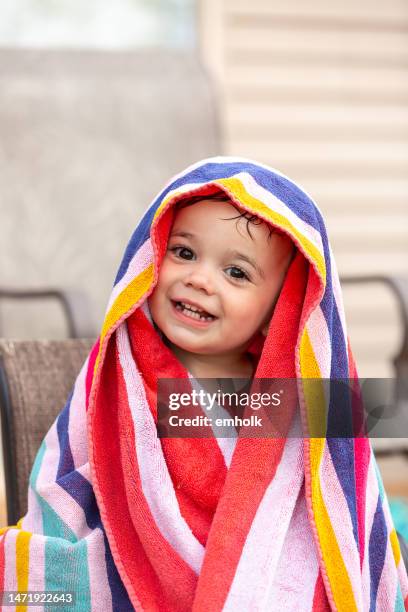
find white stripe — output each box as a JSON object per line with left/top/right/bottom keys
{"left": 140, "top": 300, "right": 153, "bottom": 324}
{"left": 265, "top": 486, "right": 320, "bottom": 611}
{"left": 108, "top": 238, "right": 154, "bottom": 312}
{"left": 116, "top": 323, "right": 204, "bottom": 574}
{"left": 3, "top": 528, "right": 18, "bottom": 592}
{"left": 87, "top": 528, "right": 113, "bottom": 612}
{"left": 319, "top": 443, "right": 363, "bottom": 609}
{"left": 218, "top": 170, "right": 323, "bottom": 254}
{"left": 67, "top": 355, "right": 89, "bottom": 469}
{"left": 28, "top": 534, "right": 45, "bottom": 609}
{"left": 376, "top": 536, "right": 398, "bottom": 611}
{"left": 188, "top": 375, "right": 237, "bottom": 468}
{"left": 306, "top": 306, "right": 332, "bottom": 378}
{"left": 224, "top": 429, "right": 304, "bottom": 610}
{"left": 36, "top": 422, "right": 93, "bottom": 539}
{"left": 21, "top": 487, "right": 44, "bottom": 534}
{"left": 167, "top": 156, "right": 324, "bottom": 221}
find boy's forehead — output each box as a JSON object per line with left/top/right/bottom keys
{"left": 173, "top": 199, "right": 250, "bottom": 231}
{"left": 171, "top": 198, "right": 270, "bottom": 245}
{"left": 169, "top": 197, "right": 295, "bottom": 269}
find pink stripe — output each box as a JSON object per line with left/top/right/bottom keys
{"left": 3, "top": 529, "right": 17, "bottom": 592}
{"left": 116, "top": 324, "right": 204, "bottom": 573}
{"left": 28, "top": 534, "right": 45, "bottom": 610}
{"left": 21, "top": 487, "right": 44, "bottom": 534}
{"left": 68, "top": 356, "right": 89, "bottom": 469}
{"left": 86, "top": 529, "right": 113, "bottom": 612}
{"left": 36, "top": 424, "right": 93, "bottom": 539}
{"left": 107, "top": 238, "right": 154, "bottom": 312}
{"left": 265, "top": 488, "right": 320, "bottom": 609}
{"left": 329, "top": 246, "right": 348, "bottom": 343}
{"left": 224, "top": 433, "right": 304, "bottom": 610}
{"left": 354, "top": 438, "right": 369, "bottom": 569}
{"left": 376, "top": 537, "right": 398, "bottom": 609}
{"left": 306, "top": 306, "right": 331, "bottom": 377}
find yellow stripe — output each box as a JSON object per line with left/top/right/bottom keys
{"left": 309, "top": 440, "right": 358, "bottom": 611}
{"left": 96, "top": 264, "right": 154, "bottom": 369}
{"left": 16, "top": 530, "right": 31, "bottom": 612}
{"left": 390, "top": 528, "right": 401, "bottom": 567}
{"left": 151, "top": 177, "right": 326, "bottom": 284}
{"left": 215, "top": 177, "right": 326, "bottom": 284}
{"left": 300, "top": 329, "right": 321, "bottom": 378}
{"left": 301, "top": 329, "right": 357, "bottom": 610}
{"left": 153, "top": 189, "right": 180, "bottom": 220}
{"left": 299, "top": 330, "right": 327, "bottom": 437}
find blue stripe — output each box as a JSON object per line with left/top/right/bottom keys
{"left": 56, "top": 391, "right": 75, "bottom": 479}
{"left": 115, "top": 212, "right": 154, "bottom": 285}
{"left": 103, "top": 529, "right": 134, "bottom": 612}
{"left": 317, "top": 197, "right": 360, "bottom": 549}
{"left": 58, "top": 471, "right": 133, "bottom": 609}
{"left": 114, "top": 160, "right": 324, "bottom": 284}
{"left": 56, "top": 391, "right": 133, "bottom": 608}
{"left": 369, "top": 495, "right": 388, "bottom": 612}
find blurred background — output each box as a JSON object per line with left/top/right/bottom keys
{"left": 0, "top": 0, "right": 407, "bottom": 531}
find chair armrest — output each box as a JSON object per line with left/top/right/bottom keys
{"left": 0, "top": 287, "right": 96, "bottom": 338}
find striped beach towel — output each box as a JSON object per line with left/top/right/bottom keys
{"left": 1, "top": 156, "right": 407, "bottom": 611}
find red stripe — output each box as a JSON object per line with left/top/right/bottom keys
{"left": 0, "top": 530, "right": 7, "bottom": 592}
{"left": 85, "top": 338, "right": 100, "bottom": 410}
{"left": 348, "top": 343, "right": 369, "bottom": 569}
{"left": 91, "top": 333, "right": 197, "bottom": 611}
{"left": 312, "top": 570, "right": 331, "bottom": 611}
{"left": 193, "top": 251, "right": 308, "bottom": 611}
{"left": 127, "top": 310, "right": 228, "bottom": 546}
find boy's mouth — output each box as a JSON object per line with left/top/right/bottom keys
{"left": 172, "top": 300, "right": 216, "bottom": 322}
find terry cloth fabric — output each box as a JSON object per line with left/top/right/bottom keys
{"left": 1, "top": 156, "right": 407, "bottom": 611}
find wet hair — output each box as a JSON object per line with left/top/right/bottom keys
{"left": 176, "top": 190, "right": 278, "bottom": 241}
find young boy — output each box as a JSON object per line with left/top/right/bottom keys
{"left": 0, "top": 157, "right": 406, "bottom": 612}
{"left": 148, "top": 192, "right": 294, "bottom": 379}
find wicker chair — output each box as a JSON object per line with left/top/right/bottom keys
{"left": 0, "top": 339, "right": 94, "bottom": 524}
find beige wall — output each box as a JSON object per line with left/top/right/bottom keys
{"left": 198, "top": 0, "right": 408, "bottom": 378}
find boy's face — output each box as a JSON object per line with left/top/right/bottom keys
{"left": 148, "top": 199, "right": 294, "bottom": 358}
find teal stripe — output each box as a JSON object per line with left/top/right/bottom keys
{"left": 45, "top": 538, "right": 90, "bottom": 612}
{"left": 29, "top": 440, "right": 46, "bottom": 489}
{"left": 30, "top": 440, "right": 91, "bottom": 609}
{"left": 394, "top": 583, "right": 405, "bottom": 611}
{"left": 373, "top": 459, "right": 385, "bottom": 503}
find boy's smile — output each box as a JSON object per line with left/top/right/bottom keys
{"left": 148, "top": 198, "right": 294, "bottom": 377}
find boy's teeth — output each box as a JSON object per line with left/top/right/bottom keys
{"left": 175, "top": 301, "right": 214, "bottom": 321}
{"left": 182, "top": 302, "right": 201, "bottom": 312}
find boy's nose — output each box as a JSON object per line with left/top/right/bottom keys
{"left": 183, "top": 270, "right": 215, "bottom": 295}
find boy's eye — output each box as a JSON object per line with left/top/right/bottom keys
{"left": 226, "top": 266, "right": 250, "bottom": 281}
{"left": 169, "top": 246, "right": 195, "bottom": 260}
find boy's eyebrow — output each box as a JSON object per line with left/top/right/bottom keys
{"left": 170, "top": 230, "right": 194, "bottom": 239}
{"left": 227, "top": 250, "right": 265, "bottom": 279}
